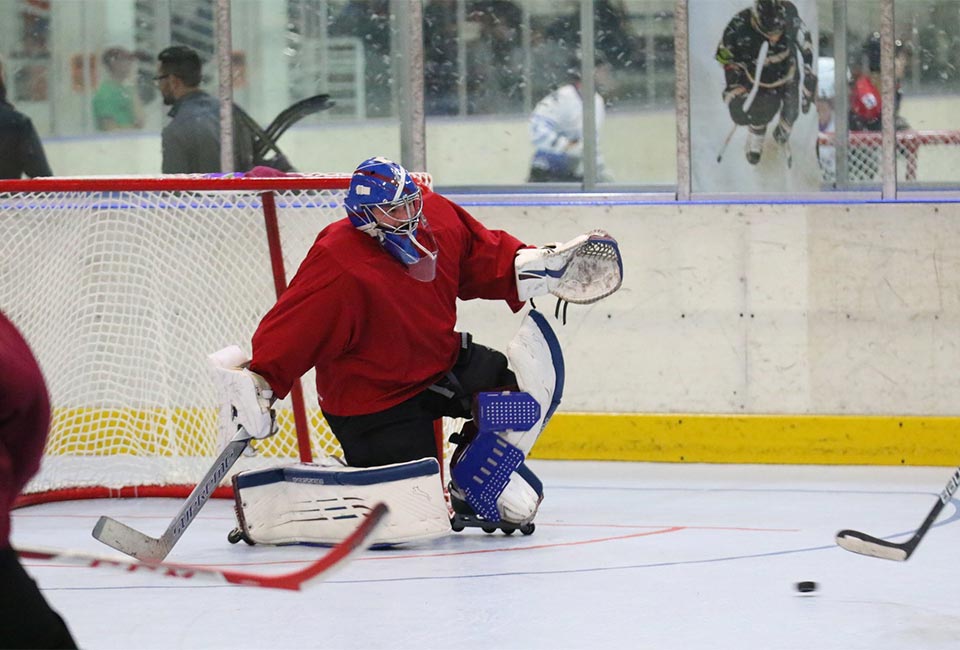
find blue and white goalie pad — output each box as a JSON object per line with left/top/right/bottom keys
{"left": 233, "top": 458, "right": 450, "bottom": 546}
{"left": 504, "top": 310, "right": 564, "bottom": 453}
{"left": 451, "top": 310, "right": 564, "bottom": 523}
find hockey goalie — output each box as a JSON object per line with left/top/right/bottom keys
{"left": 210, "top": 156, "right": 623, "bottom": 546}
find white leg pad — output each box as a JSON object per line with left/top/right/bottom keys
{"left": 504, "top": 310, "right": 564, "bottom": 454}
{"left": 233, "top": 458, "right": 450, "bottom": 546}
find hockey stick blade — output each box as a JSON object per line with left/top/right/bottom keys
{"left": 92, "top": 433, "right": 251, "bottom": 561}
{"left": 23, "top": 502, "right": 388, "bottom": 591}
{"left": 92, "top": 516, "right": 169, "bottom": 562}
{"left": 835, "top": 465, "right": 960, "bottom": 562}
{"left": 835, "top": 529, "right": 910, "bottom": 561}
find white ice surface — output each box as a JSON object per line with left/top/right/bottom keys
{"left": 12, "top": 460, "right": 960, "bottom": 650}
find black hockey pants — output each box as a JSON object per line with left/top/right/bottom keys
{"left": 323, "top": 334, "right": 516, "bottom": 468}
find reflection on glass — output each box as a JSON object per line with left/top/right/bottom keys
{"left": 1, "top": 0, "right": 956, "bottom": 189}
{"left": 816, "top": 0, "right": 960, "bottom": 188}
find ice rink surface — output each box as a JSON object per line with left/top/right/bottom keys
{"left": 11, "top": 460, "right": 960, "bottom": 650}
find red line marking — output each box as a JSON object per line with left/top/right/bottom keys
{"left": 358, "top": 526, "right": 687, "bottom": 561}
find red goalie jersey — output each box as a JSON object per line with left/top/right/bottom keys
{"left": 249, "top": 189, "right": 527, "bottom": 417}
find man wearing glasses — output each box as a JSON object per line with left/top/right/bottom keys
{"left": 154, "top": 45, "right": 255, "bottom": 174}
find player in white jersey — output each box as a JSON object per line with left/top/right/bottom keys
{"left": 528, "top": 54, "right": 613, "bottom": 183}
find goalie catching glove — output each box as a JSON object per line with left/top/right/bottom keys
{"left": 208, "top": 345, "right": 277, "bottom": 441}
{"left": 515, "top": 229, "right": 623, "bottom": 305}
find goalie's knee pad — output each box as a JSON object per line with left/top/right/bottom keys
{"left": 232, "top": 457, "right": 450, "bottom": 546}
{"left": 504, "top": 310, "right": 564, "bottom": 453}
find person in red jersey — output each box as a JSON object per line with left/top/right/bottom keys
{"left": 848, "top": 32, "right": 912, "bottom": 180}
{"left": 217, "top": 156, "right": 621, "bottom": 543}
{"left": 849, "top": 32, "right": 912, "bottom": 134}
{"left": 0, "top": 311, "right": 78, "bottom": 649}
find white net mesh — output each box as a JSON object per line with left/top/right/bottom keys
{"left": 0, "top": 175, "right": 442, "bottom": 499}
{"left": 818, "top": 130, "right": 960, "bottom": 184}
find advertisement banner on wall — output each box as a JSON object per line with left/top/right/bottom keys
{"left": 690, "top": 0, "right": 820, "bottom": 193}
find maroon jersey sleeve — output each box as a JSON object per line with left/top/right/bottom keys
{"left": 249, "top": 242, "right": 360, "bottom": 399}
{"left": 0, "top": 312, "right": 51, "bottom": 546}
{"left": 439, "top": 196, "right": 527, "bottom": 311}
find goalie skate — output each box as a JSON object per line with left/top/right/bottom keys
{"left": 448, "top": 481, "right": 535, "bottom": 536}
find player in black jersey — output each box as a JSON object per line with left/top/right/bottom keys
{"left": 715, "top": 0, "right": 816, "bottom": 165}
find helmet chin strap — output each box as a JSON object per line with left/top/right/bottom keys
{"left": 360, "top": 218, "right": 438, "bottom": 278}
{"left": 407, "top": 230, "right": 437, "bottom": 261}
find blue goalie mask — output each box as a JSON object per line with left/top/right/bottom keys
{"left": 345, "top": 156, "right": 438, "bottom": 282}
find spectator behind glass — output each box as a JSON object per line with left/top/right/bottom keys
{"left": 93, "top": 47, "right": 145, "bottom": 131}
{"left": 155, "top": 45, "right": 255, "bottom": 174}
{"left": 528, "top": 54, "right": 614, "bottom": 183}
{"left": 544, "top": 0, "right": 641, "bottom": 70}
{"left": 0, "top": 56, "right": 53, "bottom": 179}
{"left": 329, "top": 0, "right": 392, "bottom": 118}
{"left": 424, "top": 0, "right": 460, "bottom": 115}
{"left": 466, "top": 0, "right": 524, "bottom": 115}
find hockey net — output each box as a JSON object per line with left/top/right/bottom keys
{"left": 818, "top": 129, "right": 960, "bottom": 183}
{"left": 0, "top": 173, "right": 450, "bottom": 506}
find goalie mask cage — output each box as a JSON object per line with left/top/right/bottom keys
{"left": 0, "top": 173, "right": 449, "bottom": 507}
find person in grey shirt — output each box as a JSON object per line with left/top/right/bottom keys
{"left": 155, "top": 45, "right": 254, "bottom": 174}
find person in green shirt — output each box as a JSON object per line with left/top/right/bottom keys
{"left": 93, "top": 47, "right": 144, "bottom": 131}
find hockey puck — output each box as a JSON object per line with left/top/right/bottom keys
{"left": 795, "top": 581, "right": 817, "bottom": 593}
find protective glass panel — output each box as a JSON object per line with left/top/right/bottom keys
{"left": 424, "top": 0, "right": 677, "bottom": 188}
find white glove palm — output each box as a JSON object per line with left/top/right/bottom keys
{"left": 514, "top": 230, "right": 623, "bottom": 304}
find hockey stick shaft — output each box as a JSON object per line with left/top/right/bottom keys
{"left": 716, "top": 123, "right": 738, "bottom": 163}
{"left": 742, "top": 40, "right": 769, "bottom": 114}
{"left": 24, "top": 503, "right": 388, "bottom": 591}
{"left": 836, "top": 465, "right": 960, "bottom": 561}
{"left": 92, "top": 431, "right": 251, "bottom": 561}
{"left": 232, "top": 105, "right": 288, "bottom": 164}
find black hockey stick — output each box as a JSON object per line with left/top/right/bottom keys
{"left": 716, "top": 124, "right": 738, "bottom": 163}
{"left": 836, "top": 465, "right": 960, "bottom": 561}
{"left": 262, "top": 93, "right": 333, "bottom": 145}
{"left": 233, "top": 105, "right": 294, "bottom": 171}
{"left": 25, "top": 502, "right": 387, "bottom": 590}
{"left": 233, "top": 94, "right": 335, "bottom": 171}
{"left": 92, "top": 429, "right": 252, "bottom": 561}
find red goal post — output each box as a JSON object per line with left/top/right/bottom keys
{"left": 0, "top": 173, "right": 444, "bottom": 506}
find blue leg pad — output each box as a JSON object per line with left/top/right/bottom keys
{"left": 450, "top": 429, "right": 525, "bottom": 522}
{"left": 475, "top": 391, "right": 541, "bottom": 435}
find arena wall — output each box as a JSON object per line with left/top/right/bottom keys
{"left": 448, "top": 198, "right": 960, "bottom": 465}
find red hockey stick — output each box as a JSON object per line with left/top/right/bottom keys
{"left": 18, "top": 502, "right": 387, "bottom": 590}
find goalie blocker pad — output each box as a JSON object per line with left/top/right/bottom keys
{"left": 233, "top": 458, "right": 449, "bottom": 546}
